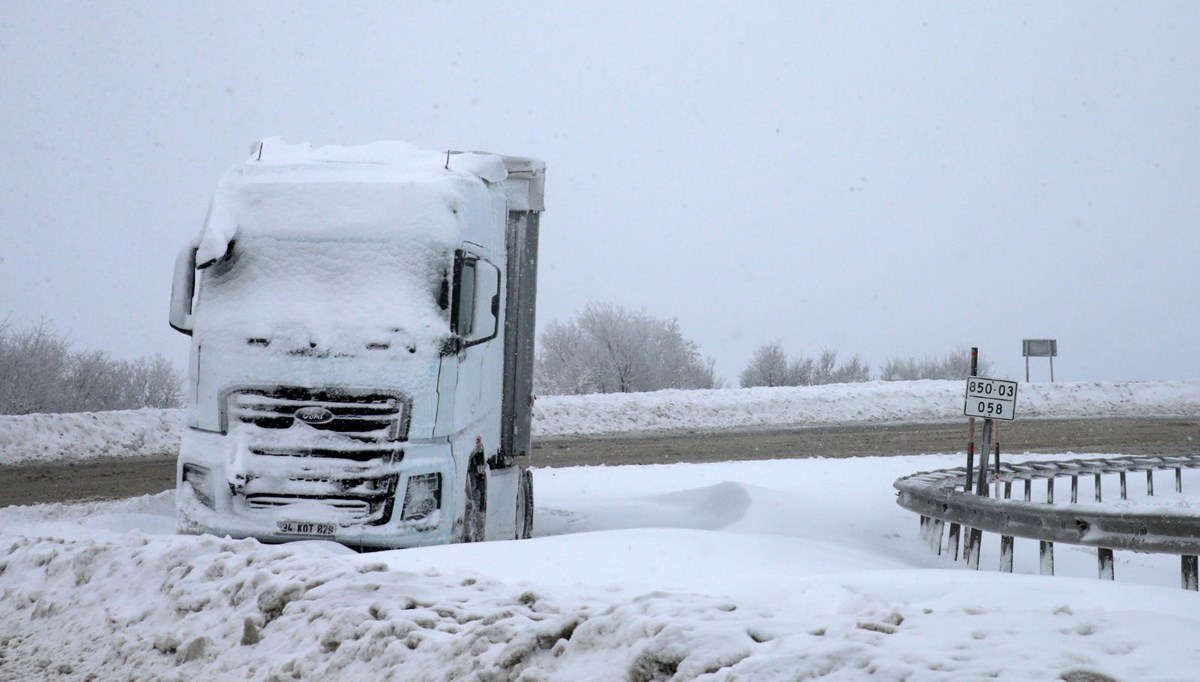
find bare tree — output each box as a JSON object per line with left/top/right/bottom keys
{"left": 742, "top": 344, "right": 870, "bottom": 387}
{"left": 809, "top": 349, "right": 871, "bottom": 385}
{"left": 0, "top": 320, "right": 72, "bottom": 414}
{"left": 139, "top": 354, "right": 186, "bottom": 408}
{"left": 66, "top": 349, "right": 128, "bottom": 411}
{"left": 880, "top": 346, "right": 993, "bottom": 381}
{"left": 535, "top": 302, "right": 720, "bottom": 395}
{"left": 0, "top": 320, "right": 185, "bottom": 414}
{"left": 740, "top": 341, "right": 795, "bottom": 388}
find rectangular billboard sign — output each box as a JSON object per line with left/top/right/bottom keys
{"left": 1022, "top": 339, "right": 1057, "bottom": 357}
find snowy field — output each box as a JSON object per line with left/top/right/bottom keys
{"left": 2, "top": 379, "right": 1198, "bottom": 466}
{"left": 5, "top": 456, "right": 1200, "bottom": 680}
{"left": 3, "top": 380, "right": 1200, "bottom": 680}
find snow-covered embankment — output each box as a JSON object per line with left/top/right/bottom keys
{"left": 2, "top": 380, "right": 1198, "bottom": 466}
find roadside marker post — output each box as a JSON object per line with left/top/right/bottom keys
{"left": 961, "top": 364, "right": 1018, "bottom": 570}
{"left": 953, "top": 348, "right": 980, "bottom": 563}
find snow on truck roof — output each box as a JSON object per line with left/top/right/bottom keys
{"left": 195, "top": 138, "right": 544, "bottom": 266}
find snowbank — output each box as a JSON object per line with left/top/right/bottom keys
{"left": 0, "top": 408, "right": 184, "bottom": 466}
{"left": 2, "top": 380, "right": 1198, "bottom": 466}
{"left": 3, "top": 456, "right": 1200, "bottom": 680}
{"left": 533, "top": 379, "right": 1200, "bottom": 436}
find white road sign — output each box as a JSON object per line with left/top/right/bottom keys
{"left": 964, "top": 377, "right": 1018, "bottom": 421}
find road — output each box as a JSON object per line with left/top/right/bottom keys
{"left": 1, "top": 418, "right": 1195, "bottom": 507}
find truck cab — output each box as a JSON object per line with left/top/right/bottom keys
{"left": 170, "top": 139, "right": 543, "bottom": 549}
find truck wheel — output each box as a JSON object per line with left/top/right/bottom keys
{"left": 462, "top": 459, "right": 487, "bottom": 543}
{"left": 516, "top": 468, "right": 534, "bottom": 540}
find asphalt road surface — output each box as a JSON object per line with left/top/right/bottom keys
{"left": 1, "top": 418, "right": 1195, "bottom": 507}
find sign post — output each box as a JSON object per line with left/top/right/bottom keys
{"left": 962, "top": 372, "right": 1018, "bottom": 569}
{"left": 1022, "top": 339, "right": 1058, "bottom": 382}
{"left": 952, "top": 348, "right": 980, "bottom": 563}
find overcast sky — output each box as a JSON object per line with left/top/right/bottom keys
{"left": 2, "top": 1, "right": 1197, "bottom": 385}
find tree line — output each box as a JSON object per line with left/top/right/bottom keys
{"left": 0, "top": 320, "right": 183, "bottom": 415}
{"left": 535, "top": 303, "right": 992, "bottom": 395}
{"left": 738, "top": 341, "right": 992, "bottom": 388}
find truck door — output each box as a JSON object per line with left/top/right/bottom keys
{"left": 450, "top": 248, "right": 519, "bottom": 539}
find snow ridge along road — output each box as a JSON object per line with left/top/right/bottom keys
{"left": 1, "top": 380, "right": 1197, "bottom": 506}
{"left": 3, "top": 380, "right": 1198, "bottom": 466}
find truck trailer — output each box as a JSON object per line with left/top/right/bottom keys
{"left": 169, "top": 139, "right": 544, "bottom": 548}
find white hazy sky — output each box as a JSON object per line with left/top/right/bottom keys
{"left": 2, "top": 2, "right": 1197, "bottom": 384}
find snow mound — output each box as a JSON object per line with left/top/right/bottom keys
{"left": 2, "top": 521, "right": 1198, "bottom": 680}
{"left": 5, "top": 456, "right": 1200, "bottom": 679}
{"left": 0, "top": 408, "right": 183, "bottom": 465}
{"left": 533, "top": 380, "right": 1200, "bottom": 436}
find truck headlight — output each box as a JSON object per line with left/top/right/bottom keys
{"left": 401, "top": 473, "right": 442, "bottom": 521}
{"left": 182, "top": 463, "right": 215, "bottom": 509}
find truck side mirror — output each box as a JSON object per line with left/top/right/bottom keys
{"left": 471, "top": 259, "right": 501, "bottom": 343}
{"left": 449, "top": 251, "right": 502, "bottom": 350}
{"left": 170, "top": 245, "right": 198, "bottom": 335}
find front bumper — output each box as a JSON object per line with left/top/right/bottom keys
{"left": 176, "top": 427, "right": 456, "bottom": 549}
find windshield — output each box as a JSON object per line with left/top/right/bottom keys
{"left": 194, "top": 236, "right": 451, "bottom": 357}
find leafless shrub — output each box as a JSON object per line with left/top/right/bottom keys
{"left": 741, "top": 343, "right": 871, "bottom": 387}
{"left": 0, "top": 319, "right": 183, "bottom": 414}
{"left": 535, "top": 302, "right": 721, "bottom": 395}
{"left": 879, "top": 346, "right": 993, "bottom": 381}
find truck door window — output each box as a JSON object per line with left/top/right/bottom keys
{"left": 452, "top": 251, "right": 501, "bottom": 347}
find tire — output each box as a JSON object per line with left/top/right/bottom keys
{"left": 516, "top": 468, "right": 534, "bottom": 540}
{"left": 461, "top": 458, "right": 487, "bottom": 543}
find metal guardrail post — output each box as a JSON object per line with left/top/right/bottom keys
{"left": 1040, "top": 541, "right": 1054, "bottom": 575}
{"left": 1184, "top": 556, "right": 1198, "bottom": 591}
{"left": 955, "top": 347, "right": 979, "bottom": 563}
{"left": 1098, "top": 548, "right": 1115, "bottom": 581}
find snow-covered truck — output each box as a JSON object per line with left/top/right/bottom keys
{"left": 168, "top": 139, "right": 544, "bottom": 548}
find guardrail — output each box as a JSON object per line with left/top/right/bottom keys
{"left": 894, "top": 454, "right": 1200, "bottom": 590}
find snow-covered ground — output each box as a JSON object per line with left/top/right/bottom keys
{"left": 5, "top": 455, "right": 1200, "bottom": 680}
{"left": 3, "top": 380, "right": 1200, "bottom": 680}
{"left": 3, "top": 379, "right": 1198, "bottom": 466}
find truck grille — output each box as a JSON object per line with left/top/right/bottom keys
{"left": 227, "top": 387, "right": 411, "bottom": 442}
{"left": 249, "top": 446, "right": 402, "bottom": 464}
{"left": 247, "top": 497, "right": 370, "bottom": 514}
{"left": 241, "top": 472, "right": 400, "bottom": 526}
{"left": 244, "top": 494, "right": 392, "bottom": 525}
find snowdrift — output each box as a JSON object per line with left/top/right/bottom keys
{"left": 4, "top": 457, "right": 1200, "bottom": 680}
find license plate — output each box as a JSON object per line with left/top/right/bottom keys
{"left": 276, "top": 521, "right": 336, "bottom": 536}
